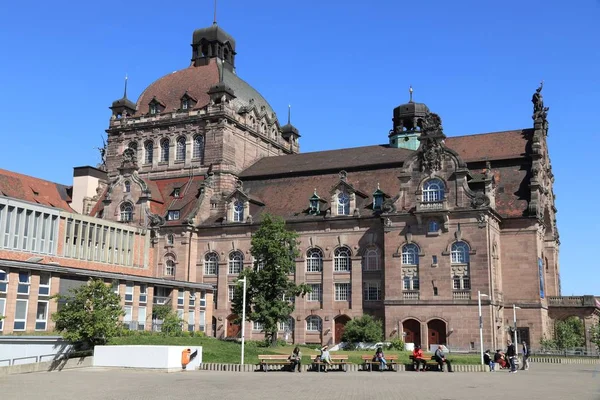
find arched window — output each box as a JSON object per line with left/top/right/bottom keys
{"left": 306, "top": 315, "right": 322, "bottom": 332}
{"left": 166, "top": 234, "right": 174, "bottom": 245}
{"left": 451, "top": 241, "right": 470, "bottom": 264}
{"left": 428, "top": 220, "right": 439, "bottom": 233}
{"left": 451, "top": 241, "right": 471, "bottom": 290}
{"left": 193, "top": 135, "right": 204, "bottom": 160}
{"left": 228, "top": 251, "right": 244, "bottom": 274}
{"left": 423, "top": 178, "right": 445, "bottom": 202}
{"left": 401, "top": 244, "right": 419, "bottom": 265}
{"left": 128, "top": 141, "right": 138, "bottom": 151}
{"left": 306, "top": 248, "right": 323, "bottom": 272}
{"left": 337, "top": 191, "right": 350, "bottom": 215}
{"left": 233, "top": 200, "right": 244, "bottom": 222}
{"left": 160, "top": 139, "right": 169, "bottom": 162}
{"left": 204, "top": 252, "right": 218, "bottom": 275}
{"left": 144, "top": 141, "right": 153, "bottom": 164}
{"left": 176, "top": 137, "right": 186, "bottom": 161}
{"left": 165, "top": 259, "right": 175, "bottom": 276}
{"left": 334, "top": 246, "right": 352, "bottom": 272}
{"left": 120, "top": 202, "right": 133, "bottom": 222}
{"left": 124, "top": 180, "right": 131, "bottom": 193}
{"left": 363, "top": 247, "right": 380, "bottom": 271}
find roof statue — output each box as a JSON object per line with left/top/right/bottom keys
{"left": 96, "top": 137, "right": 107, "bottom": 171}
{"left": 532, "top": 80, "right": 550, "bottom": 128}
{"left": 419, "top": 112, "right": 446, "bottom": 173}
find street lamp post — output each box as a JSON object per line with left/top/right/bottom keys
{"left": 513, "top": 305, "right": 521, "bottom": 348}
{"left": 239, "top": 277, "right": 247, "bottom": 365}
{"left": 478, "top": 291, "right": 489, "bottom": 365}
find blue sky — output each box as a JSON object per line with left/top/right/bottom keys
{"left": 0, "top": 0, "right": 598, "bottom": 295}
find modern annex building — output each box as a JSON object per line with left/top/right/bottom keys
{"left": 1, "top": 22, "right": 598, "bottom": 351}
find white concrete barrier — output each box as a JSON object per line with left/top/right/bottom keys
{"left": 93, "top": 345, "right": 202, "bottom": 371}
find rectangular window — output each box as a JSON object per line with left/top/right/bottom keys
{"left": 35, "top": 301, "right": 49, "bottom": 331}
{"left": 307, "top": 284, "right": 322, "bottom": 302}
{"left": 125, "top": 282, "right": 134, "bottom": 302}
{"left": 188, "top": 311, "right": 195, "bottom": 332}
{"left": 228, "top": 285, "right": 236, "bottom": 301}
{"left": 14, "top": 299, "right": 28, "bottom": 331}
{"left": 31, "top": 212, "right": 40, "bottom": 252}
{"left": 3, "top": 206, "right": 13, "bottom": 248}
{"left": 199, "top": 310, "right": 206, "bottom": 332}
{"left": 139, "top": 284, "right": 147, "bottom": 304}
{"left": 49, "top": 216, "right": 57, "bottom": 254}
{"left": 22, "top": 210, "right": 32, "bottom": 250}
{"left": 363, "top": 281, "right": 381, "bottom": 301}
{"left": 253, "top": 321, "right": 264, "bottom": 331}
{"left": 334, "top": 283, "right": 350, "bottom": 301}
{"left": 13, "top": 208, "right": 23, "bottom": 249}
{"left": 39, "top": 272, "right": 51, "bottom": 296}
{"left": 124, "top": 305, "right": 133, "bottom": 322}
{"left": 199, "top": 291, "right": 206, "bottom": 307}
{"left": 0, "top": 298, "right": 5, "bottom": 331}
{"left": 42, "top": 214, "right": 49, "bottom": 254}
{"left": 189, "top": 292, "right": 195, "bottom": 307}
{"left": 112, "top": 280, "right": 120, "bottom": 296}
{"left": 178, "top": 289, "right": 185, "bottom": 306}
{"left": 167, "top": 211, "right": 180, "bottom": 221}
{"left": 0, "top": 268, "right": 8, "bottom": 293}
{"left": 138, "top": 306, "right": 146, "bottom": 330}
{"left": 17, "top": 270, "right": 30, "bottom": 295}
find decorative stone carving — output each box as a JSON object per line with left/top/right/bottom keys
{"left": 382, "top": 194, "right": 399, "bottom": 213}
{"left": 339, "top": 170, "right": 347, "bottom": 182}
{"left": 471, "top": 191, "right": 490, "bottom": 209}
{"left": 420, "top": 138, "right": 444, "bottom": 172}
{"left": 121, "top": 147, "right": 137, "bottom": 167}
{"left": 477, "top": 213, "right": 486, "bottom": 228}
{"left": 385, "top": 218, "right": 392, "bottom": 227}
{"left": 145, "top": 207, "right": 166, "bottom": 232}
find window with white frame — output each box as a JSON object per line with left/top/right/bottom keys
{"left": 193, "top": 135, "right": 204, "bottom": 160}
{"left": 307, "top": 283, "right": 322, "bottom": 302}
{"left": 14, "top": 299, "right": 28, "bottom": 331}
{"left": 124, "top": 305, "right": 133, "bottom": 323}
{"left": 0, "top": 298, "right": 5, "bottom": 331}
{"left": 35, "top": 301, "right": 48, "bottom": 331}
{"left": 253, "top": 321, "right": 264, "bottom": 331}
{"left": 167, "top": 210, "right": 180, "bottom": 221}
{"left": 166, "top": 234, "right": 174, "bottom": 245}
{"left": 178, "top": 289, "right": 185, "bottom": 306}
{"left": 233, "top": 200, "right": 244, "bottom": 222}
{"left": 363, "top": 247, "right": 380, "bottom": 271}
{"left": 422, "top": 178, "right": 445, "bottom": 202}
{"left": 306, "top": 315, "right": 322, "bottom": 332}
{"left": 120, "top": 202, "right": 133, "bottom": 222}
{"left": 139, "top": 284, "right": 147, "bottom": 304}
{"left": 112, "top": 280, "right": 120, "bottom": 295}
{"left": 144, "top": 141, "right": 153, "bottom": 164}
{"left": 337, "top": 191, "right": 350, "bottom": 215}
{"left": 306, "top": 248, "right": 323, "bottom": 272}
{"left": 363, "top": 281, "right": 381, "bottom": 301}
{"left": 138, "top": 306, "right": 146, "bottom": 330}
{"left": 278, "top": 317, "right": 293, "bottom": 332}
{"left": 451, "top": 241, "right": 471, "bottom": 290}
{"left": 165, "top": 259, "right": 176, "bottom": 276}
{"left": 188, "top": 310, "right": 195, "bottom": 332}
{"left": 17, "top": 271, "right": 30, "bottom": 295}
{"left": 255, "top": 258, "right": 265, "bottom": 271}
{"left": 204, "top": 252, "right": 218, "bottom": 275}
{"left": 161, "top": 139, "right": 170, "bottom": 162}
{"left": 402, "top": 243, "right": 419, "bottom": 265}
{"left": 200, "top": 291, "right": 207, "bottom": 307}
{"left": 0, "top": 269, "right": 8, "bottom": 293}
{"left": 335, "top": 283, "right": 350, "bottom": 301}
{"left": 176, "top": 137, "right": 186, "bottom": 161}
{"left": 189, "top": 292, "right": 195, "bottom": 307}
{"left": 228, "top": 251, "right": 243, "bottom": 274}
{"left": 401, "top": 243, "right": 420, "bottom": 291}
{"left": 228, "top": 284, "right": 236, "bottom": 301}
{"left": 125, "top": 282, "right": 134, "bottom": 302}
{"left": 334, "top": 246, "right": 351, "bottom": 272}
{"left": 199, "top": 310, "right": 206, "bottom": 331}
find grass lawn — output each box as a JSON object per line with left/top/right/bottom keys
{"left": 108, "top": 336, "right": 481, "bottom": 365}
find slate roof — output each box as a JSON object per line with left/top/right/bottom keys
{"left": 0, "top": 168, "right": 73, "bottom": 211}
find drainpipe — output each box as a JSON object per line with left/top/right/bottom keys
{"left": 486, "top": 216, "right": 495, "bottom": 350}
{"left": 187, "top": 228, "right": 193, "bottom": 282}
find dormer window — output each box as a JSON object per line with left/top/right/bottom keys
{"left": 150, "top": 103, "right": 158, "bottom": 115}
{"left": 167, "top": 210, "right": 180, "bottom": 221}
{"left": 309, "top": 190, "right": 321, "bottom": 215}
{"left": 180, "top": 92, "right": 197, "bottom": 111}
{"left": 149, "top": 97, "right": 163, "bottom": 115}
{"left": 182, "top": 98, "right": 189, "bottom": 110}
{"left": 373, "top": 184, "right": 385, "bottom": 211}
{"left": 173, "top": 188, "right": 181, "bottom": 198}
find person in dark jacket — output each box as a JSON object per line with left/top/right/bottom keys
{"left": 506, "top": 340, "right": 517, "bottom": 373}
{"left": 521, "top": 341, "right": 530, "bottom": 370}
{"left": 434, "top": 345, "right": 453, "bottom": 372}
{"left": 484, "top": 349, "right": 495, "bottom": 372}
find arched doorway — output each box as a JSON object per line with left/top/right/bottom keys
{"left": 227, "top": 314, "right": 240, "bottom": 338}
{"left": 403, "top": 319, "right": 421, "bottom": 347}
{"left": 427, "top": 319, "right": 447, "bottom": 348}
{"left": 334, "top": 315, "right": 351, "bottom": 343}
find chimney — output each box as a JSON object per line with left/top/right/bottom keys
{"left": 71, "top": 166, "right": 107, "bottom": 214}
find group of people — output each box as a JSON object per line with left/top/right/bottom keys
{"left": 411, "top": 345, "right": 453, "bottom": 372}
{"left": 484, "top": 341, "right": 530, "bottom": 373}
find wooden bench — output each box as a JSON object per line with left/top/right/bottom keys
{"left": 361, "top": 355, "right": 399, "bottom": 371}
{"left": 311, "top": 354, "right": 349, "bottom": 372}
{"left": 409, "top": 355, "right": 450, "bottom": 371}
{"left": 257, "top": 355, "right": 294, "bottom": 372}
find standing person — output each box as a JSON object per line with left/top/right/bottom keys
{"left": 434, "top": 345, "right": 453, "bottom": 372}
{"left": 521, "top": 341, "right": 530, "bottom": 371}
{"left": 506, "top": 340, "right": 517, "bottom": 373}
{"left": 320, "top": 345, "right": 332, "bottom": 372}
{"left": 289, "top": 346, "right": 302, "bottom": 372}
{"left": 484, "top": 349, "right": 495, "bottom": 372}
{"left": 375, "top": 346, "right": 387, "bottom": 372}
{"left": 412, "top": 345, "right": 425, "bottom": 372}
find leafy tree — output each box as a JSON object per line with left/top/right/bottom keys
{"left": 341, "top": 315, "right": 384, "bottom": 343}
{"left": 52, "top": 278, "right": 124, "bottom": 348}
{"left": 152, "top": 305, "right": 184, "bottom": 336}
{"left": 231, "top": 214, "right": 309, "bottom": 346}
{"left": 590, "top": 323, "right": 600, "bottom": 354}
{"left": 554, "top": 316, "right": 585, "bottom": 350}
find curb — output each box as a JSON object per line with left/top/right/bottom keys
{"left": 529, "top": 357, "right": 600, "bottom": 365}
{"left": 197, "top": 363, "right": 488, "bottom": 372}
{"left": 0, "top": 357, "right": 93, "bottom": 376}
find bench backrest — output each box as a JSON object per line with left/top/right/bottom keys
{"left": 259, "top": 355, "right": 290, "bottom": 360}
{"left": 361, "top": 355, "right": 399, "bottom": 360}
{"left": 310, "top": 354, "right": 349, "bottom": 360}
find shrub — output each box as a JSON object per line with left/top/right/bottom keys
{"left": 386, "top": 338, "right": 405, "bottom": 351}
{"left": 341, "top": 315, "right": 383, "bottom": 343}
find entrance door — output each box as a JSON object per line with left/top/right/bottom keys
{"left": 334, "top": 315, "right": 351, "bottom": 343}
{"left": 403, "top": 319, "right": 421, "bottom": 347}
{"left": 427, "top": 319, "right": 447, "bottom": 348}
{"left": 227, "top": 315, "right": 240, "bottom": 338}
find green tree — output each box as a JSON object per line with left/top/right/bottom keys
{"left": 152, "top": 305, "right": 184, "bottom": 336}
{"left": 554, "top": 316, "right": 585, "bottom": 350}
{"left": 231, "top": 214, "right": 309, "bottom": 346}
{"left": 52, "top": 278, "right": 124, "bottom": 348}
{"left": 590, "top": 323, "right": 600, "bottom": 354}
{"left": 341, "top": 315, "right": 384, "bottom": 343}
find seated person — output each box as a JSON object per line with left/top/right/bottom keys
{"left": 320, "top": 345, "right": 332, "bottom": 372}
{"left": 289, "top": 346, "right": 302, "bottom": 373}
{"left": 434, "top": 345, "right": 453, "bottom": 372}
{"left": 375, "top": 347, "right": 387, "bottom": 372}
{"left": 494, "top": 350, "right": 506, "bottom": 368}
{"left": 412, "top": 345, "right": 425, "bottom": 372}
{"left": 484, "top": 349, "right": 495, "bottom": 372}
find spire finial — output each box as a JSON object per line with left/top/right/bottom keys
{"left": 377, "top": 182, "right": 380, "bottom": 190}
{"left": 288, "top": 104, "right": 291, "bottom": 125}
{"left": 213, "top": 0, "right": 217, "bottom": 24}
{"left": 313, "top": 188, "right": 317, "bottom": 195}
{"left": 124, "top": 74, "right": 128, "bottom": 98}
{"left": 409, "top": 85, "right": 413, "bottom": 103}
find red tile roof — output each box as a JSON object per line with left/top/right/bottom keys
{"left": 0, "top": 168, "right": 73, "bottom": 211}
{"left": 444, "top": 129, "right": 532, "bottom": 162}
{"left": 147, "top": 176, "right": 205, "bottom": 225}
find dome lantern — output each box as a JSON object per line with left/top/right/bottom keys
{"left": 389, "top": 86, "right": 430, "bottom": 150}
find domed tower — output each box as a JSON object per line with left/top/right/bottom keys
{"left": 389, "top": 87, "right": 430, "bottom": 150}
{"left": 191, "top": 23, "right": 236, "bottom": 69}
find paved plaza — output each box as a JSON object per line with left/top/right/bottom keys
{"left": 1, "top": 363, "right": 599, "bottom": 400}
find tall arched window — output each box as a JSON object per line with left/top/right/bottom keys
{"left": 337, "top": 191, "right": 350, "bottom": 215}
{"left": 120, "top": 202, "right": 133, "bottom": 222}
{"left": 124, "top": 180, "right": 131, "bottom": 193}
{"left": 228, "top": 251, "right": 244, "bottom": 274}
{"left": 204, "top": 252, "right": 218, "bottom": 275}
{"left": 165, "top": 259, "right": 175, "bottom": 276}
{"left": 160, "top": 139, "right": 170, "bottom": 162}
{"left": 128, "top": 141, "right": 138, "bottom": 151}
{"left": 306, "top": 315, "right": 322, "bottom": 332}
{"left": 233, "top": 200, "right": 244, "bottom": 222}
{"left": 422, "top": 178, "right": 445, "bottom": 202}
{"left": 363, "top": 247, "right": 380, "bottom": 271}
{"left": 451, "top": 241, "right": 471, "bottom": 290}
{"left": 334, "top": 246, "right": 352, "bottom": 272}
{"left": 306, "top": 248, "right": 323, "bottom": 272}
{"left": 176, "top": 137, "right": 186, "bottom": 161}
{"left": 401, "top": 243, "right": 420, "bottom": 292}
{"left": 401, "top": 244, "right": 419, "bottom": 265}
{"left": 144, "top": 141, "right": 153, "bottom": 164}
{"left": 193, "top": 135, "right": 204, "bottom": 160}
